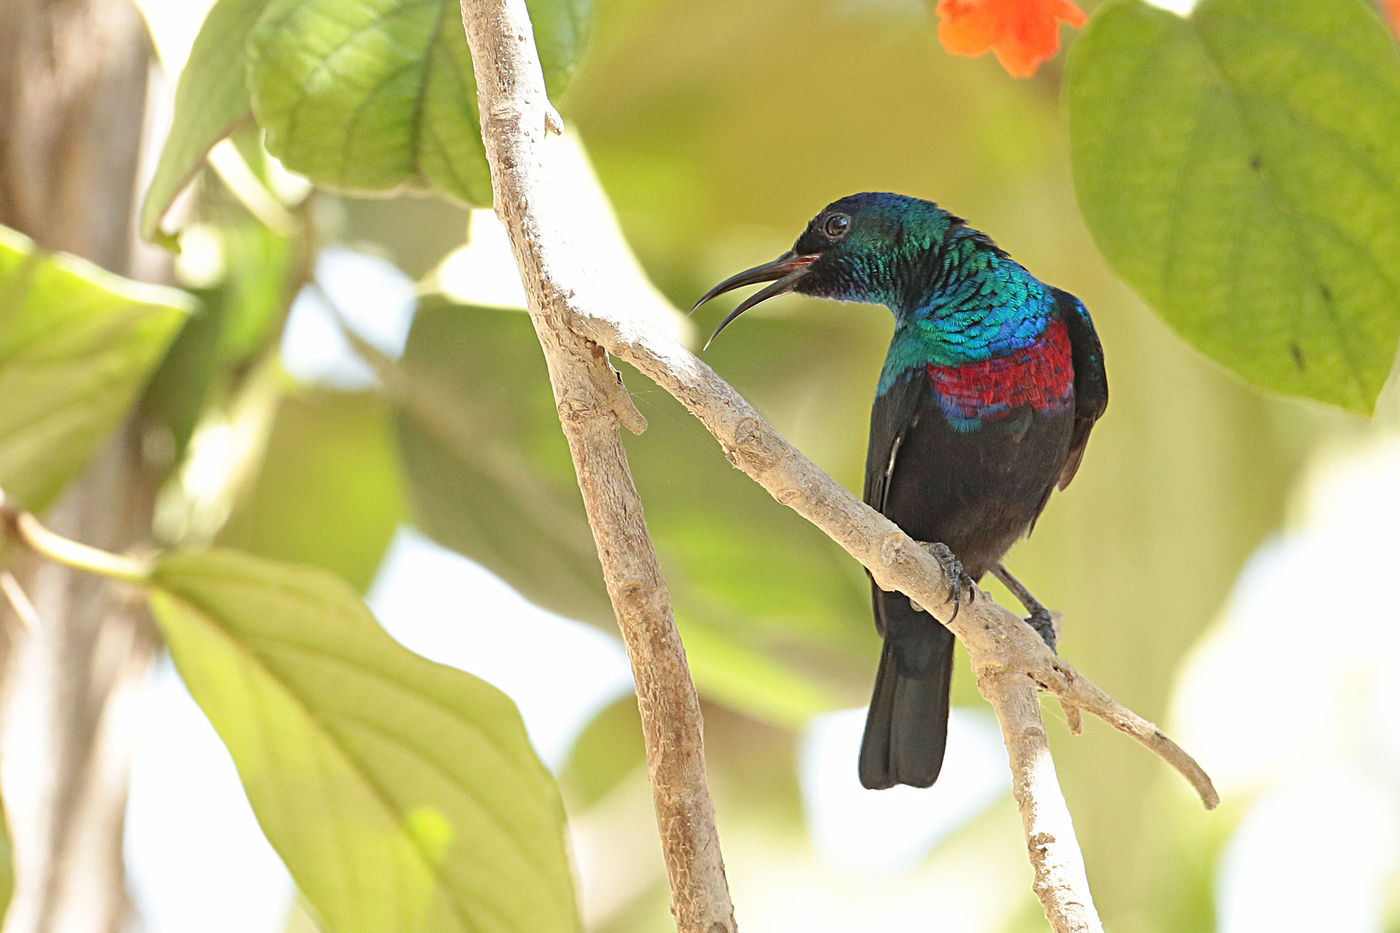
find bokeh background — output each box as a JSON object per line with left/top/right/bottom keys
{"left": 120, "top": 0, "right": 1400, "bottom": 930}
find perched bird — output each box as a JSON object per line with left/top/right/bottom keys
{"left": 693, "top": 192, "right": 1107, "bottom": 789}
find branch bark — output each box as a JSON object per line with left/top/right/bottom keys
{"left": 0, "top": 3, "right": 161, "bottom": 931}
{"left": 458, "top": 2, "right": 1217, "bottom": 930}
{"left": 981, "top": 673, "right": 1101, "bottom": 932}
{"left": 459, "top": 4, "right": 735, "bottom": 932}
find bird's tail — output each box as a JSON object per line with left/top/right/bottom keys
{"left": 858, "top": 592, "right": 954, "bottom": 789}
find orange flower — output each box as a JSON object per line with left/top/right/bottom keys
{"left": 1386, "top": 0, "right": 1400, "bottom": 39}
{"left": 935, "top": 0, "right": 1088, "bottom": 78}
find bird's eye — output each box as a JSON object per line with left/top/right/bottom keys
{"left": 823, "top": 213, "right": 851, "bottom": 239}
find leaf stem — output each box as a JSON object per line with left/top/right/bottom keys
{"left": 1, "top": 491, "right": 152, "bottom": 584}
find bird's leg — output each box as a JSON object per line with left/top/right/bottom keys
{"left": 911, "top": 542, "right": 977, "bottom": 622}
{"left": 992, "top": 563, "right": 1057, "bottom": 652}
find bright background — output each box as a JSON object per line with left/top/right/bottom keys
{"left": 122, "top": 0, "right": 1400, "bottom": 931}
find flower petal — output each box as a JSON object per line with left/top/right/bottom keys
{"left": 935, "top": 0, "right": 1087, "bottom": 78}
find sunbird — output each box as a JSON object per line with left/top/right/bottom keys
{"left": 693, "top": 192, "right": 1108, "bottom": 788}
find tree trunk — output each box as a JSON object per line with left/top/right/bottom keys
{"left": 0, "top": 2, "right": 161, "bottom": 931}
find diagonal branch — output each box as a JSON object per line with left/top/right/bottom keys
{"left": 458, "top": 1, "right": 1216, "bottom": 930}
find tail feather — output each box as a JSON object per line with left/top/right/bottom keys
{"left": 859, "top": 592, "right": 954, "bottom": 789}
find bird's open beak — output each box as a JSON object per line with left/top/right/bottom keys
{"left": 691, "top": 251, "right": 817, "bottom": 349}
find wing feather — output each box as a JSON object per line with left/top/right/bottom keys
{"left": 1053, "top": 288, "right": 1108, "bottom": 490}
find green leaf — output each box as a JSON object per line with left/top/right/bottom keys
{"left": 140, "top": 0, "right": 265, "bottom": 242}
{"left": 393, "top": 301, "right": 611, "bottom": 624}
{"left": 332, "top": 194, "right": 475, "bottom": 280}
{"left": 142, "top": 214, "right": 298, "bottom": 457}
{"left": 0, "top": 226, "right": 192, "bottom": 512}
{"left": 247, "top": 0, "right": 591, "bottom": 204}
{"left": 207, "top": 210, "right": 301, "bottom": 364}
{"left": 530, "top": 0, "right": 591, "bottom": 91}
{"left": 557, "top": 695, "right": 641, "bottom": 808}
{"left": 143, "top": 0, "right": 590, "bottom": 236}
{"left": 1068, "top": 0, "right": 1400, "bottom": 413}
{"left": 0, "top": 800, "right": 11, "bottom": 922}
{"left": 219, "top": 389, "right": 406, "bottom": 592}
{"left": 148, "top": 549, "right": 579, "bottom": 933}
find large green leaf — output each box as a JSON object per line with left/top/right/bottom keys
{"left": 140, "top": 0, "right": 264, "bottom": 243}
{"left": 247, "top": 0, "right": 591, "bottom": 204}
{"left": 392, "top": 301, "right": 859, "bottom": 725}
{"left": 219, "top": 389, "right": 406, "bottom": 592}
{"left": 148, "top": 549, "right": 579, "bottom": 933}
{"left": 0, "top": 226, "right": 192, "bottom": 512}
{"left": 144, "top": 0, "right": 591, "bottom": 237}
{"left": 1068, "top": 0, "right": 1400, "bottom": 413}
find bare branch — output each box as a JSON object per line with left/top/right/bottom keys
{"left": 459, "top": 3, "right": 736, "bottom": 931}
{"left": 0, "top": 3, "right": 163, "bottom": 931}
{"left": 457, "top": 1, "right": 1217, "bottom": 930}
{"left": 981, "top": 671, "right": 1102, "bottom": 933}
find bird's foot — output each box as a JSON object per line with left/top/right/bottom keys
{"left": 991, "top": 563, "right": 1060, "bottom": 654}
{"left": 1026, "top": 607, "right": 1058, "bottom": 654}
{"left": 914, "top": 542, "right": 977, "bottom": 621}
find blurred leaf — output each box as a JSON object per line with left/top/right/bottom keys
{"left": 213, "top": 216, "right": 301, "bottom": 363}
{"left": 140, "top": 0, "right": 264, "bottom": 242}
{"left": 219, "top": 389, "right": 405, "bottom": 592}
{"left": 331, "top": 195, "right": 473, "bottom": 280}
{"left": 392, "top": 301, "right": 860, "bottom": 725}
{"left": 393, "top": 300, "right": 610, "bottom": 622}
{"left": 695, "top": 703, "right": 802, "bottom": 824}
{"left": 0, "top": 226, "right": 192, "bottom": 512}
{"left": 531, "top": 0, "right": 593, "bottom": 92}
{"left": 1068, "top": 0, "right": 1400, "bottom": 413}
{"left": 0, "top": 797, "right": 11, "bottom": 921}
{"left": 560, "top": 659, "right": 817, "bottom": 811}
{"left": 145, "top": 0, "right": 591, "bottom": 236}
{"left": 247, "top": 0, "right": 592, "bottom": 204}
{"left": 668, "top": 620, "right": 837, "bottom": 728}
{"left": 140, "top": 285, "right": 224, "bottom": 460}
{"left": 148, "top": 549, "right": 579, "bottom": 933}
{"left": 143, "top": 216, "right": 298, "bottom": 457}
{"left": 281, "top": 900, "right": 322, "bottom": 933}
{"left": 558, "top": 695, "right": 642, "bottom": 809}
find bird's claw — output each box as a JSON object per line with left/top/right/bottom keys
{"left": 919, "top": 542, "right": 976, "bottom": 622}
{"left": 1026, "top": 607, "right": 1058, "bottom": 654}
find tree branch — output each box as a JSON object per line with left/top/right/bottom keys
{"left": 458, "top": 1, "right": 1217, "bottom": 930}
{"left": 0, "top": 3, "right": 162, "bottom": 931}
{"left": 981, "top": 672, "right": 1101, "bottom": 932}
{"left": 459, "top": 4, "right": 735, "bottom": 932}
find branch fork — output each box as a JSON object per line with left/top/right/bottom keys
{"left": 457, "top": 2, "right": 1216, "bottom": 931}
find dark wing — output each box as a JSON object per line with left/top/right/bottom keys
{"left": 860, "top": 365, "right": 956, "bottom": 788}
{"left": 864, "top": 367, "right": 930, "bottom": 513}
{"left": 863, "top": 367, "right": 930, "bottom": 640}
{"left": 1052, "top": 288, "right": 1108, "bottom": 490}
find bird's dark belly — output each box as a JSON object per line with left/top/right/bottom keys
{"left": 882, "top": 405, "right": 1072, "bottom": 579}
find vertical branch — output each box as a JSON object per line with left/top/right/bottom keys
{"left": 551, "top": 358, "right": 735, "bottom": 933}
{"left": 0, "top": 2, "right": 161, "bottom": 931}
{"left": 458, "top": 2, "right": 737, "bottom": 930}
{"left": 0, "top": 438, "right": 158, "bottom": 933}
{"left": 979, "top": 672, "right": 1102, "bottom": 933}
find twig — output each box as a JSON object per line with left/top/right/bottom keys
{"left": 0, "top": 493, "right": 151, "bottom": 584}
{"left": 981, "top": 672, "right": 1101, "bottom": 933}
{"left": 457, "top": 1, "right": 1217, "bottom": 930}
{"left": 458, "top": 3, "right": 736, "bottom": 932}
{"left": 0, "top": 572, "right": 40, "bottom": 631}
